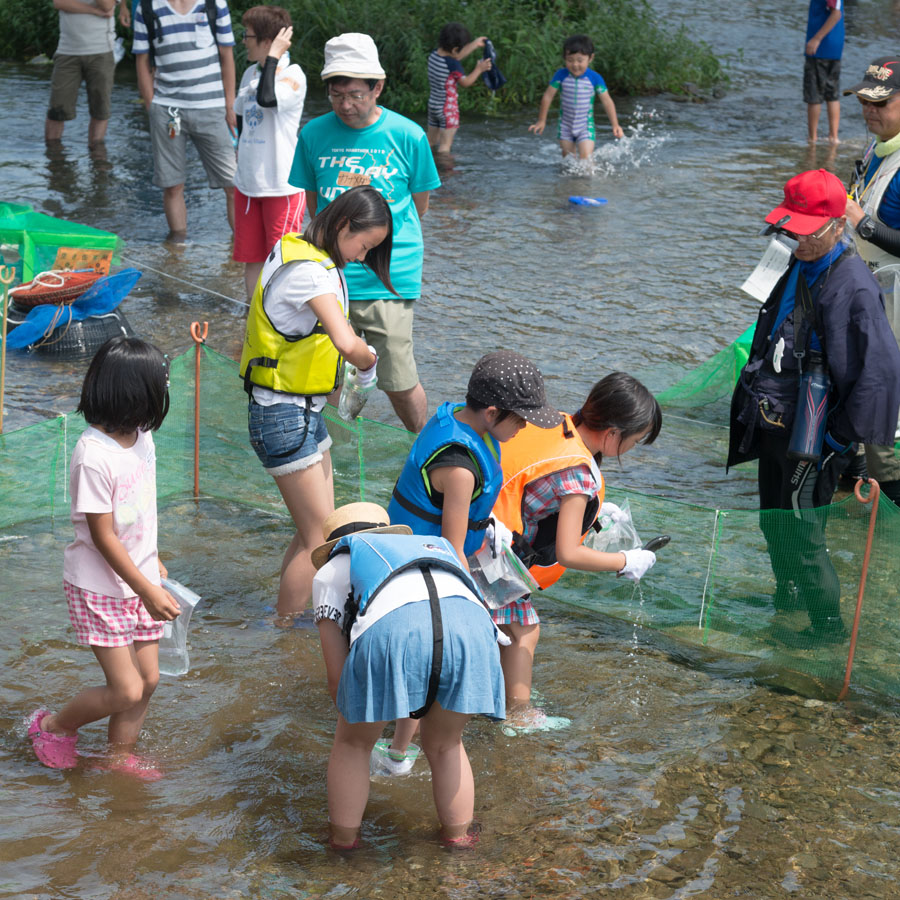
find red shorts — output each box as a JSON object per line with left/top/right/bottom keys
{"left": 233, "top": 190, "right": 306, "bottom": 263}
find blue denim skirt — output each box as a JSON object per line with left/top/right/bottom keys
{"left": 248, "top": 399, "right": 332, "bottom": 476}
{"left": 337, "top": 596, "right": 506, "bottom": 723}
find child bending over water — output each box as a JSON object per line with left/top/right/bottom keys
{"left": 491, "top": 372, "right": 661, "bottom": 725}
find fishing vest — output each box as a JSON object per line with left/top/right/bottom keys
{"left": 851, "top": 139, "right": 900, "bottom": 269}
{"left": 733, "top": 254, "right": 846, "bottom": 455}
{"left": 493, "top": 415, "right": 604, "bottom": 590}
{"left": 387, "top": 402, "right": 503, "bottom": 556}
{"left": 239, "top": 236, "right": 347, "bottom": 397}
{"left": 330, "top": 532, "right": 482, "bottom": 719}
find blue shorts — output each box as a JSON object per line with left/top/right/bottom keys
{"left": 337, "top": 596, "right": 506, "bottom": 723}
{"left": 247, "top": 399, "right": 332, "bottom": 476}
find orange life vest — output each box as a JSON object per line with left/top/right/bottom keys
{"left": 493, "top": 414, "right": 604, "bottom": 590}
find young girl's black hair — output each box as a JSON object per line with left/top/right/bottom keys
{"left": 303, "top": 185, "right": 397, "bottom": 295}
{"left": 439, "top": 22, "right": 472, "bottom": 52}
{"left": 77, "top": 336, "right": 170, "bottom": 433}
{"left": 572, "top": 372, "right": 662, "bottom": 457}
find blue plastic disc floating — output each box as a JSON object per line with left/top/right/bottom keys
{"left": 569, "top": 196, "right": 608, "bottom": 207}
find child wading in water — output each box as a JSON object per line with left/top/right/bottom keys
{"left": 380, "top": 350, "right": 561, "bottom": 769}
{"left": 426, "top": 22, "right": 493, "bottom": 154}
{"left": 28, "top": 337, "right": 180, "bottom": 778}
{"left": 491, "top": 373, "right": 661, "bottom": 728}
{"left": 312, "top": 502, "right": 506, "bottom": 849}
{"left": 529, "top": 33, "right": 623, "bottom": 160}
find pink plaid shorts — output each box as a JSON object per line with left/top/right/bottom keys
{"left": 490, "top": 598, "right": 540, "bottom": 627}
{"left": 64, "top": 580, "right": 165, "bottom": 647}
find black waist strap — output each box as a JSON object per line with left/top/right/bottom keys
{"left": 242, "top": 356, "right": 277, "bottom": 395}
{"left": 409, "top": 566, "right": 443, "bottom": 719}
{"left": 390, "top": 485, "right": 492, "bottom": 533}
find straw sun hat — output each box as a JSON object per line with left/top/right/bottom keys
{"left": 311, "top": 502, "right": 411, "bottom": 569}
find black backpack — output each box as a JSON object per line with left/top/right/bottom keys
{"left": 141, "top": 0, "right": 219, "bottom": 69}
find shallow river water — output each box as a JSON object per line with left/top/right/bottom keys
{"left": 3, "top": 1, "right": 900, "bottom": 897}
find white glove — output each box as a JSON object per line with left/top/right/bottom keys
{"left": 600, "top": 502, "right": 627, "bottom": 524}
{"left": 617, "top": 548, "right": 656, "bottom": 582}
{"left": 355, "top": 345, "right": 378, "bottom": 388}
{"left": 485, "top": 517, "right": 514, "bottom": 557}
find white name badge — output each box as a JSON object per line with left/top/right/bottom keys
{"left": 740, "top": 236, "right": 795, "bottom": 303}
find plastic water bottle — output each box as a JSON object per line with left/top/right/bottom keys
{"left": 338, "top": 361, "right": 375, "bottom": 422}
{"left": 787, "top": 353, "right": 831, "bottom": 462}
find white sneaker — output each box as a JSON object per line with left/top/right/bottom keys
{"left": 369, "top": 739, "right": 420, "bottom": 776}
{"left": 501, "top": 707, "right": 572, "bottom": 737}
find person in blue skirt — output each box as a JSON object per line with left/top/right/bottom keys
{"left": 311, "top": 502, "right": 506, "bottom": 850}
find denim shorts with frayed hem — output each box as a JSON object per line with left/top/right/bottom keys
{"left": 248, "top": 398, "right": 332, "bottom": 476}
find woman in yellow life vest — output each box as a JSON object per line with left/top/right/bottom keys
{"left": 491, "top": 372, "right": 662, "bottom": 726}
{"left": 241, "top": 186, "right": 395, "bottom": 618}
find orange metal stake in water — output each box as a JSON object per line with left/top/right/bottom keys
{"left": 190, "top": 321, "right": 208, "bottom": 499}
{"left": 837, "top": 478, "right": 881, "bottom": 702}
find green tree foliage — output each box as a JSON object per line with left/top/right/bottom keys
{"left": 0, "top": 0, "right": 725, "bottom": 110}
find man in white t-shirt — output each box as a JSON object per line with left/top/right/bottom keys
{"left": 45, "top": 0, "right": 119, "bottom": 147}
{"left": 132, "top": 0, "right": 237, "bottom": 239}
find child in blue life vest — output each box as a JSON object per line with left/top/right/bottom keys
{"left": 529, "top": 34, "right": 623, "bottom": 160}
{"left": 311, "top": 502, "right": 506, "bottom": 849}
{"left": 426, "top": 22, "right": 493, "bottom": 154}
{"left": 491, "top": 373, "right": 662, "bottom": 729}
{"left": 382, "top": 350, "right": 561, "bottom": 761}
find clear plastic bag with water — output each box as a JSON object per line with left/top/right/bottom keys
{"left": 468, "top": 542, "right": 539, "bottom": 610}
{"left": 158, "top": 577, "right": 201, "bottom": 676}
{"left": 584, "top": 499, "right": 642, "bottom": 553}
{"left": 337, "top": 361, "right": 375, "bottom": 422}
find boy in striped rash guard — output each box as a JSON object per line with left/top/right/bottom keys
{"left": 426, "top": 23, "right": 493, "bottom": 154}
{"left": 529, "top": 34, "right": 623, "bottom": 160}
{"left": 133, "top": 0, "right": 237, "bottom": 239}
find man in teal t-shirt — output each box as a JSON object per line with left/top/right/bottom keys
{"left": 289, "top": 33, "right": 440, "bottom": 432}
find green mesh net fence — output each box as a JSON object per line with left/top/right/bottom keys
{"left": 2, "top": 345, "right": 897, "bottom": 703}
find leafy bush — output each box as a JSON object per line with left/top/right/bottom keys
{"left": 0, "top": 0, "right": 726, "bottom": 110}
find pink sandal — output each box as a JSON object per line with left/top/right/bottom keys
{"left": 28, "top": 709, "right": 79, "bottom": 770}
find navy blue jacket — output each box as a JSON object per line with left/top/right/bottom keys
{"left": 728, "top": 247, "right": 900, "bottom": 467}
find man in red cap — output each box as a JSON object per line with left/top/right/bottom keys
{"left": 843, "top": 56, "right": 900, "bottom": 505}
{"left": 728, "top": 169, "right": 900, "bottom": 648}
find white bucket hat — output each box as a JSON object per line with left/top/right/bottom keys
{"left": 321, "top": 33, "right": 386, "bottom": 81}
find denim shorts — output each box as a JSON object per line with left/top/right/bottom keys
{"left": 248, "top": 399, "right": 332, "bottom": 476}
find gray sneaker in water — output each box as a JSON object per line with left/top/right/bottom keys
{"left": 501, "top": 707, "right": 572, "bottom": 737}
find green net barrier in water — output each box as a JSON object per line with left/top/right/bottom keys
{"left": 0, "top": 202, "right": 121, "bottom": 284}
{"left": 1, "top": 345, "right": 897, "bottom": 702}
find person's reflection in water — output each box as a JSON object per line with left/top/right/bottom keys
{"left": 44, "top": 142, "right": 82, "bottom": 210}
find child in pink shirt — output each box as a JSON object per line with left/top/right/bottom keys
{"left": 28, "top": 336, "right": 180, "bottom": 778}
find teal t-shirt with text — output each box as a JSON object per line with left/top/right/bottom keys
{"left": 288, "top": 108, "right": 441, "bottom": 300}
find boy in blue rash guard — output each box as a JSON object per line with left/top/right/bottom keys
{"left": 529, "top": 34, "right": 623, "bottom": 159}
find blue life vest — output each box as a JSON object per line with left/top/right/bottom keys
{"left": 387, "top": 402, "right": 503, "bottom": 556}
{"left": 329, "top": 531, "right": 484, "bottom": 719}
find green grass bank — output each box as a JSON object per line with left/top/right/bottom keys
{"left": 0, "top": 0, "right": 725, "bottom": 112}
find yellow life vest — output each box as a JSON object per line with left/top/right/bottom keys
{"left": 239, "top": 236, "right": 347, "bottom": 397}
{"left": 493, "top": 415, "right": 604, "bottom": 590}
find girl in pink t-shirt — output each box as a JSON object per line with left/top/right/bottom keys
{"left": 28, "top": 337, "right": 180, "bottom": 778}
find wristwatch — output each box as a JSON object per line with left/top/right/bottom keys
{"left": 857, "top": 215, "right": 877, "bottom": 240}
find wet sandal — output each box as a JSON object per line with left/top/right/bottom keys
{"left": 28, "top": 709, "right": 79, "bottom": 770}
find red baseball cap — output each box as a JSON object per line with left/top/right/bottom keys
{"left": 764, "top": 169, "right": 847, "bottom": 235}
